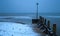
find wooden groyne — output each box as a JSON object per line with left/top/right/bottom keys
{"left": 32, "top": 16, "right": 57, "bottom": 36}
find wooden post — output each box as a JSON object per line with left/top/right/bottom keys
{"left": 40, "top": 16, "right": 44, "bottom": 24}
{"left": 42, "top": 17, "right": 44, "bottom": 24}
{"left": 39, "top": 16, "right": 42, "bottom": 24}
{"left": 38, "top": 16, "right": 44, "bottom": 29}
{"left": 39, "top": 16, "right": 42, "bottom": 20}
{"left": 53, "top": 24, "right": 57, "bottom": 36}
{"left": 47, "top": 20, "right": 51, "bottom": 30}
{"left": 39, "top": 16, "right": 45, "bottom": 24}
{"left": 32, "top": 19, "right": 39, "bottom": 24}
{"left": 44, "top": 18, "right": 46, "bottom": 25}
{"left": 43, "top": 28, "right": 49, "bottom": 34}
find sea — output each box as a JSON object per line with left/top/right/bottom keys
{"left": 0, "top": 13, "right": 60, "bottom": 36}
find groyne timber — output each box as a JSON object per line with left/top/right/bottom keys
{"left": 32, "top": 16, "right": 57, "bottom": 36}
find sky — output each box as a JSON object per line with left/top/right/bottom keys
{"left": 0, "top": 0, "right": 60, "bottom": 13}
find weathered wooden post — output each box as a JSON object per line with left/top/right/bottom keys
{"left": 53, "top": 24, "right": 57, "bottom": 36}
{"left": 42, "top": 17, "right": 45, "bottom": 24}
{"left": 39, "top": 17, "right": 46, "bottom": 30}
{"left": 37, "top": 16, "right": 42, "bottom": 28}
{"left": 39, "top": 16, "right": 44, "bottom": 24}
{"left": 44, "top": 18, "right": 46, "bottom": 25}
{"left": 39, "top": 16, "right": 42, "bottom": 24}
{"left": 32, "top": 19, "right": 39, "bottom": 24}
{"left": 39, "top": 16, "right": 42, "bottom": 19}
{"left": 43, "top": 27, "right": 49, "bottom": 34}
{"left": 47, "top": 20, "right": 51, "bottom": 30}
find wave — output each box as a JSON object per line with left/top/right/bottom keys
{"left": 0, "top": 16, "right": 32, "bottom": 19}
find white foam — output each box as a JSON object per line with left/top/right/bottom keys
{"left": 0, "top": 22, "right": 39, "bottom": 36}
{"left": 0, "top": 16, "right": 32, "bottom": 19}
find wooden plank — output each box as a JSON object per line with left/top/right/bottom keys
{"left": 32, "top": 19, "right": 39, "bottom": 24}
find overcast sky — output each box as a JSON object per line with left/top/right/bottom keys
{"left": 0, "top": 0, "right": 60, "bottom": 13}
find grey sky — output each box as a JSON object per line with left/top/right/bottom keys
{"left": 0, "top": 0, "right": 60, "bottom": 13}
